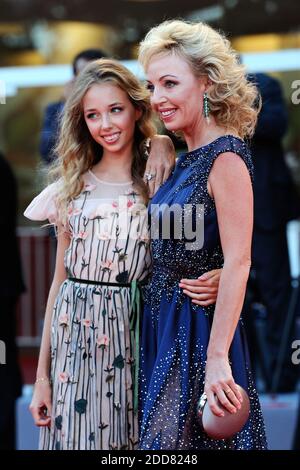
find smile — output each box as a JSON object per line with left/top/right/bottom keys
{"left": 159, "top": 109, "right": 177, "bottom": 120}
{"left": 101, "top": 132, "right": 121, "bottom": 143}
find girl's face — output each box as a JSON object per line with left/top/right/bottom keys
{"left": 83, "top": 82, "right": 141, "bottom": 155}
{"left": 145, "top": 52, "right": 206, "bottom": 134}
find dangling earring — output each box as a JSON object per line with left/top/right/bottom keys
{"left": 203, "top": 92, "right": 210, "bottom": 124}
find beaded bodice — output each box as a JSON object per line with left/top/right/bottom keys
{"left": 144, "top": 135, "right": 253, "bottom": 314}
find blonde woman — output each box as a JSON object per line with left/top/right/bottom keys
{"left": 138, "top": 20, "right": 267, "bottom": 449}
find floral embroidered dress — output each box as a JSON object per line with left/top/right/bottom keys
{"left": 24, "top": 170, "right": 151, "bottom": 450}
{"left": 139, "top": 136, "right": 267, "bottom": 450}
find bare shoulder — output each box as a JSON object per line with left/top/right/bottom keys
{"left": 208, "top": 152, "right": 252, "bottom": 198}
{"left": 210, "top": 152, "right": 250, "bottom": 178}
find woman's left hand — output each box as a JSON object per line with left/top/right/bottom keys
{"left": 144, "top": 135, "right": 176, "bottom": 197}
{"left": 179, "top": 268, "right": 221, "bottom": 306}
{"left": 204, "top": 356, "right": 243, "bottom": 417}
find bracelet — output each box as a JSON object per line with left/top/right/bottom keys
{"left": 35, "top": 377, "right": 50, "bottom": 385}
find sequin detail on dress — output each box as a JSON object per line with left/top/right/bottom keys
{"left": 140, "top": 135, "right": 267, "bottom": 450}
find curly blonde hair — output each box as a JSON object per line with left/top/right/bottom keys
{"left": 138, "top": 20, "right": 259, "bottom": 139}
{"left": 48, "top": 58, "right": 156, "bottom": 227}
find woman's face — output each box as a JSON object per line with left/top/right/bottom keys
{"left": 146, "top": 52, "right": 206, "bottom": 134}
{"left": 83, "top": 82, "right": 140, "bottom": 155}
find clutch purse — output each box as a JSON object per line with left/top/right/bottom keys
{"left": 197, "top": 385, "right": 250, "bottom": 439}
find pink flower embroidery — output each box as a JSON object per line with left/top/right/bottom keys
{"left": 75, "top": 231, "right": 88, "bottom": 241}
{"left": 100, "top": 260, "right": 116, "bottom": 271}
{"left": 112, "top": 201, "right": 118, "bottom": 208}
{"left": 105, "top": 290, "right": 112, "bottom": 300}
{"left": 96, "top": 335, "right": 110, "bottom": 348}
{"left": 58, "top": 371, "right": 69, "bottom": 383}
{"left": 82, "top": 318, "right": 91, "bottom": 327}
{"left": 96, "top": 231, "right": 110, "bottom": 240}
{"left": 58, "top": 314, "right": 69, "bottom": 326}
{"left": 127, "top": 200, "right": 134, "bottom": 208}
{"left": 138, "top": 233, "right": 150, "bottom": 243}
{"left": 128, "top": 202, "right": 147, "bottom": 216}
{"left": 84, "top": 183, "right": 97, "bottom": 192}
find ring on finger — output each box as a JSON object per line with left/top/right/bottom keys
{"left": 145, "top": 172, "right": 156, "bottom": 182}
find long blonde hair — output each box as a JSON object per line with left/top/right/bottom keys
{"left": 48, "top": 58, "right": 156, "bottom": 226}
{"left": 139, "top": 20, "right": 259, "bottom": 139}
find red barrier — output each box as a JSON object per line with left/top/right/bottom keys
{"left": 16, "top": 227, "right": 56, "bottom": 347}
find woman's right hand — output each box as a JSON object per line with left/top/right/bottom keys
{"left": 204, "top": 356, "right": 243, "bottom": 417}
{"left": 179, "top": 268, "right": 221, "bottom": 306}
{"left": 144, "top": 135, "right": 176, "bottom": 197}
{"left": 29, "top": 381, "right": 52, "bottom": 427}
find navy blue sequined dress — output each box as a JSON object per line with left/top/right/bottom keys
{"left": 139, "top": 135, "right": 267, "bottom": 450}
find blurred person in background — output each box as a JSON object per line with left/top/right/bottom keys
{"left": 40, "top": 49, "right": 108, "bottom": 165}
{"left": 0, "top": 152, "right": 26, "bottom": 449}
{"left": 243, "top": 72, "right": 300, "bottom": 392}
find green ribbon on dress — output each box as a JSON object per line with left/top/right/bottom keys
{"left": 130, "top": 280, "right": 141, "bottom": 415}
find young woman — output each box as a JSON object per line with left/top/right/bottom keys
{"left": 24, "top": 58, "right": 218, "bottom": 450}
{"left": 25, "top": 59, "right": 158, "bottom": 450}
{"left": 138, "top": 20, "right": 267, "bottom": 449}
